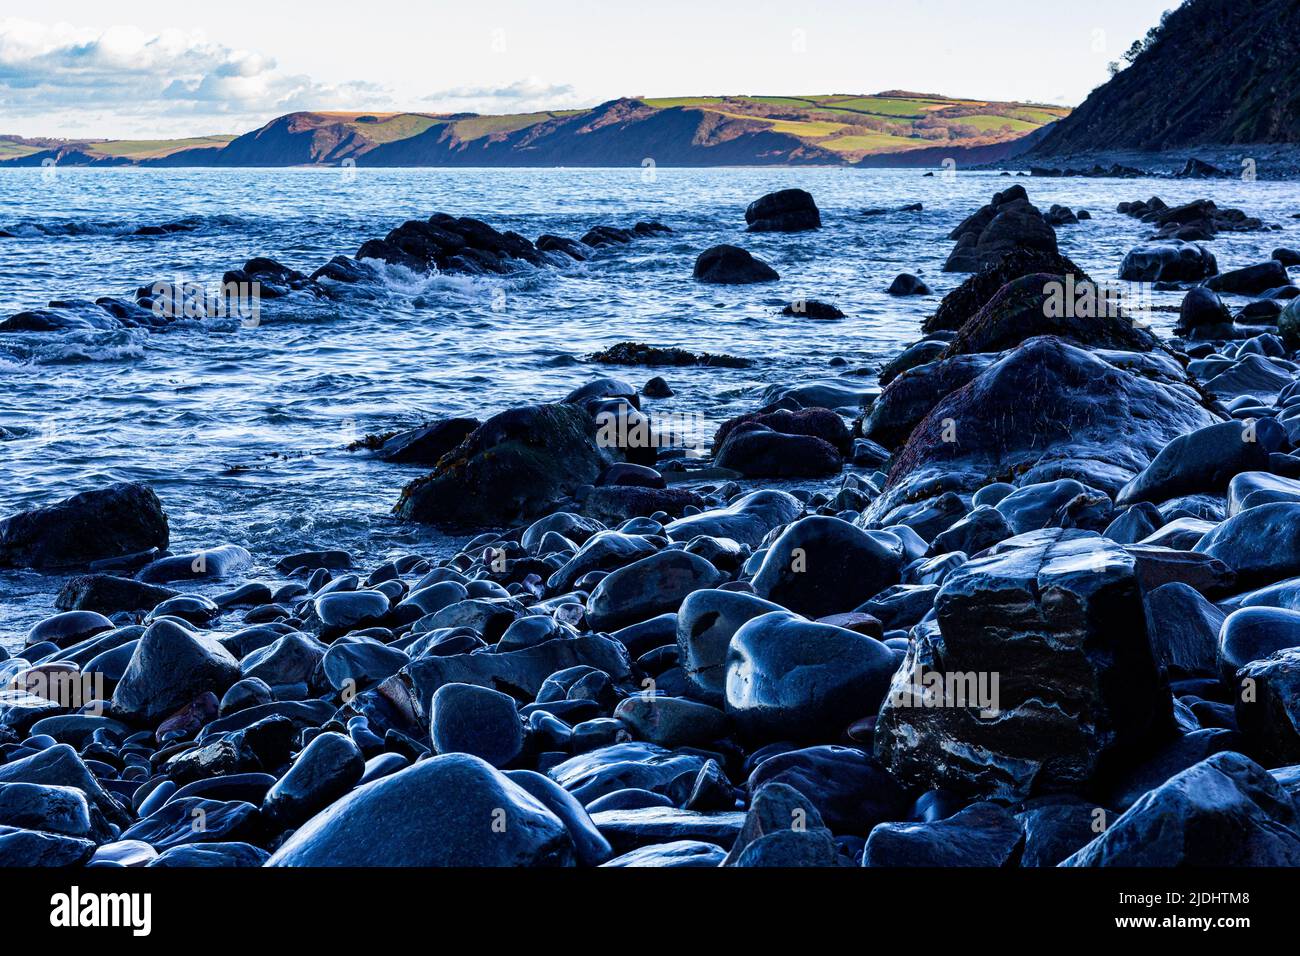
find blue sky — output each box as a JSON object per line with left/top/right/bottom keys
{"left": 1, "top": 0, "right": 1179, "bottom": 138}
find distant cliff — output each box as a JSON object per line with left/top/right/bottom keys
{"left": 1032, "top": 0, "right": 1300, "bottom": 155}
{"left": 2, "top": 93, "right": 1067, "bottom": 168}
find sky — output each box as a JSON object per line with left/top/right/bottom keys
{"left": 0, "top": 0, "right": 1180, "bottom": 139}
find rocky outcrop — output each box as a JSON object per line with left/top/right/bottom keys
{"left": 943, "top": 186, "right": 1059, "bottom": 273}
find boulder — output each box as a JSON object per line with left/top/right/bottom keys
{"left": 925, "top": 248, "right": 1092, "bottom": 334}
{"left": 944, "top": 186, "right": 1059, "bottom": 273}
{"left": 746, "top": 745, "right": 909, "bottom": 835}
{"left": 750, "top": 517, "right": 904, "bottom": 618}
{"left": 1062, "top": 752, "right": 1300, "bottom": 866}
{"left": 54, "top": 574, "right": 177, "bottom": 614}
{"left": 870, "top": 338, "right": 1221, "bottom": 520}
{"left": 875, "top": 529, "right": 1171, "bottom": 801}
{"left": 429, "top": 682, "right": 523, "bottom": 767}
{"left": 1118, "top": 242, "right": 1217, "bottom": 282}
{"left": 0, "top": 483, "right": 168, "bottom": 570}
{"left": 862, "top": 802, "right": 1023, "bottom": 866}
{"left": 261, "top": 731, "right": 365, "bottom": 829}
{"left": 745, "top": 189, "right": 820, "bottom": 232}
{"left": 888, "top": 273, "right": 931, "bottom": 296}
{"left": 267, "top": 754, "right": 575, "bottom": 866}
{"left": 110, "top": 620, "right": 241, "bottom": 724}
{"left": 1195, "top": 503, "right": 1300, "bottom": 588}
{"left": 586, "top": 550, "right": 726, "bottom": 632}
{"left": 664, "top": 490, "right": 802, "bottom": 549}
{"left": 1118, "top": 419, "right": 1277, "bottom": 505}
{"left": 725, "top": 611, "right": 897, "bottom": 742}
{"left": 714, "top": 427, "right": 841, "bottom": 478}
{"left": 1205, "top": 260, "right": 1290, "bottom": 296}
{"left": 676, "top": 589, "right": 786, "bottom": 704}
{"left": 1218, "top": 607, "right": 1300, "bottom": 683}
{"left": 693, "top": 245, "right": 780, "bottom": 284}
{"left": 1236, "top": 649, "right": 1300, "bottom": 763}
{"left": 375, "top": 418, "right": 480, "bottom": 465}
{"left": 395, "top": 404, "right": 607, "bottom": 528}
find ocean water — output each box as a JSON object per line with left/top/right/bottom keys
{"left": 1, "top": 166, "right": 1297, "bottom": 647}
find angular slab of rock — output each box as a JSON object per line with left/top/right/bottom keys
{"left": 875, "top": 529, "right": 1170, "bottom": 801}
{"left": 1063, "top": 752, "right": 1300, "bottom": 866}
{"left": 589, "top": 806, "right": 745, "bottom": 854}
{"left": 548, "top": 742, "right": 706, "bottom": 805}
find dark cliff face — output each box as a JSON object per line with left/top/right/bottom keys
{"left": 1033, "top": 0, "right": 1300, "bottom": 154}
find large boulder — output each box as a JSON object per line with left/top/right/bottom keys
{"left": 875, "top": 529, "right": 1172, "bottom": 801}
{"left": 267, "top": 754, "right": 575, "bottom": 866}
{"left": 745, "top": 745, "right": 909, "bottom": 835}
{"left": 394, "top": 404, "right": 606, "bottom": 528}
{"left": 110, "top": 620, "right": 242, "bottom": 724}
{"left": 693, "top": 245, "right": 780, "bottom": 284}
{"left": 745, "top": 189, "right": 820, "bottom": 232}
{"left": 924, "top": 248, "right": 1092, "bottom": 334}
{"left": 1236, "top": 649, "right": 1300, "bottom": 764}
{"left": 862, "top": 802, "right": 1024, "bottom": 866}
{"left": 869, "top": 338, "right": 1221, "bottom": 521}
{"left": 1205, "top": 260, "right": 1290, "bottom": 296}
{"left": 676, "top": 589, "right": 786, "bottom": 704}
{"left": 1063, "top": 752, "right": 1300, "bottom": 866}
{"left": 940, "top": 273, "right": 1157, "bottom": 359}
{"left": 1195, "top": 503, "right": 1300, "bottom": 588}
{"left": 0, "top": 483, "right": 168, "bottom": 570}
{"left": 725, "top": 611, "right": 898, "bottom": 742}
{"left": 943, "top": 186, "right": 1059, "bottom": 273}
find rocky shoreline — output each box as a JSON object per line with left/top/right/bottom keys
{"left": 5, "top": 184, "right": 1300, "bottom": 868}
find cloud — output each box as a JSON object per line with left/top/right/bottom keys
{"left": 423, "top": 76, "right": 592, "bottom": 114}
{"left": 0, "top": 18, "right": 389, "bottom": 134}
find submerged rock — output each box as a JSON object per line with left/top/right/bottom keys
{"left": 693, "top": 245, "right": 780, "bottom": 284}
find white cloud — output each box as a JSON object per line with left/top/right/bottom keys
{"left": 423, "top": 76, "right": 592, "bottom": 115}
{"left": 0, "top": 18, "right": 390, "bottom": 135}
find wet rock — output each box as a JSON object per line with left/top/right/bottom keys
{"left": 601, "top": 840, "right": 726, "bottom": 867}
{"left": 267, "top": 754, "right": 575, "bottom": 866}
{"left": 1177, "top": 287, "right": 1231, "bottom": 332}
{"left": 0, "top": 782, "right": 92, "bottom": 837}
{"left": 54, "top": 574, "right": 177, "bottom": 614}
{"left": 714, "top": 407, "right": 852, "bottom": 456}
{"left": 1063, "top": 752, "right": 1300, "bottom": 866}
{"left": 1144, "top": 583, "right": 1224, "bottom": 677}
{"left": 746, "top": 745, "right": 908, "bottom": 835}
{"left": 586, "top": 549, "right": 726, "bottom": 631}
{"left": 262, "top": 731, "right": 365, "bottom": 829}
{"left": 613, "top": 695, "right": 727, "bottom": 748}
{"left": 862, "top": 802, "right": 1023, "bottom": 866}
{"left": 1107, "top": 728, "right": 1243, "bottom": 811}
{"left": 942, "top": 273, "right": 1156, "bottom": 359}
{"left": 714, "top": 427, "right": 841, "bottom": 478}
{"left": 722, "top": 780, "right": 832, "bottom": 866}
{"left": 751, "top": 517, "right": 904, "bottom": 618}
{"left": 149, "top": 842, "right": 270, "bottom": 867}
{"left": 396, "top": 403, "right": 607, "bottom": 528}
{"left": 875, "top": 529, "right": 1170, "bottom": 801}
{"left": 0, "top": 482, "right": 168, "bottom": 571}
{"left": 503, "top": 769, "right": 612, "bottom": 866}
{"left": 119, "top": 797, "right": 258, "bottom": 852}
{"left": 136, "top": 544, "right": 252, "bottom": 584}
{"left": 693, "top": 245, "right": 780, "bottom": 284}
{"left": 548, "top": 741, "right": 706, "bottom": 805}
{"left": 0, "top": 743, "right": 130, "bottom": 828}
{"left": 1218, "top": 607, "right": 1300, "bottom": 684}
{"left": 111, "top": 619, "right": 241, "bottom": 724}
{"left": 321, "top": 640, "right": 408, "bottom": 691}
{"left": 25, "top": 610, "right": 114, "bottom": 649}
{"left": 925, "top": 248, "right": 1092, "bottom": 334}
{"left": 1118, "top": 419, "right": 1277, "bottom": 505}
{"left": 430, "top": 682, "right": 523, "bottom": 767}
{"left": 725, "top": 611, "right": 897, "bottom": 742}
{"left": 381, "top": 633, "right": 631, "bottom": 716}
{"left": 0, "top": 826, "right": 94, "bottom": 866}
{"left": 944, "top": 186, "right": 1059, "bottom": 273}
{"left": 780, "top": 299, "right": 844, "bottom": 320}
{"left": 745, "top": 188, "right": 820, "bottom": 232}
{"left": 1016, "top": 798, "right": 1104, "bottom": 867}
{"left": 1236, "top": 649, "right": 1300, "bottom": 763}
{"left": 1206, "top": 260, "right": 1290, "bottom": 296}
{"left": 888, "top": 273, "right": 931, "bottom": 296}
{"left": 676, "top": 589, "right": 785, "bottom": 704}
{"left": 589, "top": 341, "right": 752, "bottom": 369}
{"left": 1118, "top": 241, "right": 1217, "bottom": 282}
{"left": 1195, "top": 503, "right": 1300, "bottom": 588}
{"left": 589, "top": 806, "right": 744, "bottom": 854}
{"left": 374, "top": 418, "right": 480, "bottom": 465}
{"left": 241, "top": 633, "right": 326, "bottom": 688}
{"left": 871, "top": 338, "right": 1219, "bottom": 519}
